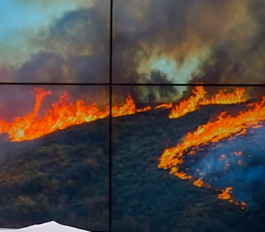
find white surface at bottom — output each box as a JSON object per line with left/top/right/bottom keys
{"left": 0, "top": 221, "right": 90, "bottom": 232}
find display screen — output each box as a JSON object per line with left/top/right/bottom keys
{"left": 1, "top": 0, "right": 265, "bottom": 231}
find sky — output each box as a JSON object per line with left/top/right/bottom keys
{"left": 1, "top": 0, "right": 263, "bottom": 96}
{"left": 0, "top": 0, "right": 95, "bottom": 66}
{"left": 0, "top": 0, "right": 110, "bottom": 83}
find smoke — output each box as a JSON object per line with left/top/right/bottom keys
{"left": 0, "top": 85, "right": 108, "bottom": 121}
{"left": 0, "top": 0, "right": 109, "bottom": 83}
{"left": 197, "top": 0, "right": 265, "bottom": 85}
{"left": 3, "top": 0, "right": 265, "bottom": 103}
{"left": 134, "top": 71, "right": 180, "bottom": 103}
{"left": 112, "top": 71, "right": 179, "bottom": 104}
{"left": 179, "top": 124, "right": 265, "bottom": 207}
{"left": 0, "top": 1, "right": 110, "bottom": 115}
{"left": 112, "top": 0, "right": 265, "bottom": 103}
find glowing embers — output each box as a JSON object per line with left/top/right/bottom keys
{"left": 169, "top": 86, "right": 246, "bottom": 119}
{"left": 159, "top": 99, "right": 265, "bottom": 209}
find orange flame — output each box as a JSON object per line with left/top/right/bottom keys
{"left": 112, "top": 94, "right": 136, "bottom": 117}
{"left": 218, "top": 187, "right": 246, "bottom": 209}
{"left": 169, "top": 86, "right": 246, "bottom": 119}
{"left": 200, "top": 88, "right": 246, "bottom": 105}
{"left": 111, "top": 94, "right": 172, "bottom": 117}
{"left": 0, "top": 88, "right": 110, "bottom": 142}
{"left": 0, "top": 90, "right": 172, "bottom": 142}
{"left": 0, "top": 85, "right": 253, "bottom": 209}
{"left": 218, "top": 187, "right": 234, "bottom": 200}
{"left": 136, "top": 106, "right": 152, "bottom": 113}
{"left": 193, "top": 178, "right": 210, "bottom": 188}
{"left": 169, "top": 86, "right": 205, "bottom": 119}
{"left": 111, "top": 94, "right": 154, "bottom": 117}
{"left": 159, "top": 94, "right": 265, "bottom": 209}
{"left": 155, "top": 102, "right": 173, "bottom": 110}
{"left": 161, "top": 98, "right": 265, "bottom": 171}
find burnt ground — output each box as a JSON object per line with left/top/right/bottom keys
{"left": 112, "top": 103, "right": 265, "bottom": 232}
{"left": 0, "top": 119, "right": 109, "bottom": 232}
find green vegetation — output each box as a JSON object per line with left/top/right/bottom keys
{"left": 0, "top": 119, "right": 109, "bottom": 231}
{"left": 1, "top": 104, "right": 265, "bottom": 232}
{"left": 112, "top": 105, "right": 265, "bottom": 232}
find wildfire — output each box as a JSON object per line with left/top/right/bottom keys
{"left": 218, "top": 187, "right": 233, "bottom": 200}
{"left": 218, "top": 187, "right": 246, "bottom": 209}
{"left": 0, "top": 88, "right": 110, "bottom": 142}
{"left": 193, "top": 178, "right": 210, "bottom": 188}
{"left": 0, "top": 85, "right": 257, "bottom": 208}
{"left": 112, "top": 94, "right": 136, "bottom": 117}
{"left": 159, "top": 96, "right": 265, "bottom": 209}
{"left": 155, "top": 102, "right": 173, "bottom": 109}
{"left": 0, "top": 88, "right": 173, "bottom": 142}
{"left": 0, "top": 85, "right": 248, "bottom": 143}
{"left": 112, "top": 94, "right": 174, "bottom": 117}
{"left": 169, "top": 86, "right": 246, "bottom": 119}
{"left": 200, "top": 88, "right": 246, "bottom": 105}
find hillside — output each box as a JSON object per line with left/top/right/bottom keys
{"left": 0, "top": 119, "right": 109, "bottom": 232}
{"left": 112, "top": 103, "right": 265, "bottom": 232}
{"left": 0, "top": 102, "right": 265, "bottom": 232}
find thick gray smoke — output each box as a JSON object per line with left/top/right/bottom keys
{"left": 0, "top": 1, "right": 110, "bottom": 115}
{"left": 2, "top": 0, "right": 265, "bottom": 104}
{"left": 0, "top": 0, "right": 109, "bottom": 84}
{"left": 113, "top": 0, "right": 265, "bottom": 86}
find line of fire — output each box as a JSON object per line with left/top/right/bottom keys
{"left": 1, "top": 85, "right": 265, "bottom": 212}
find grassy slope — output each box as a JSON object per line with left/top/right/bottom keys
{"left": 112, "top": 104, "right": 265, "bottom": 232}
{"left": 0, "top": 119, "right": 109, "bottom": 232}
{"left": 0, "top": 104, "right": 264, "bottom": 232}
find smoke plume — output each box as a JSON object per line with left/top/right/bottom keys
{"left": 113, "top": 0, "right": 265, "bottom": 87}
{"left": 2, "top": 0, "right": 265, "bottom": 103}
{"left": 0, "top": 0, "right": 109, "bottom": 83}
